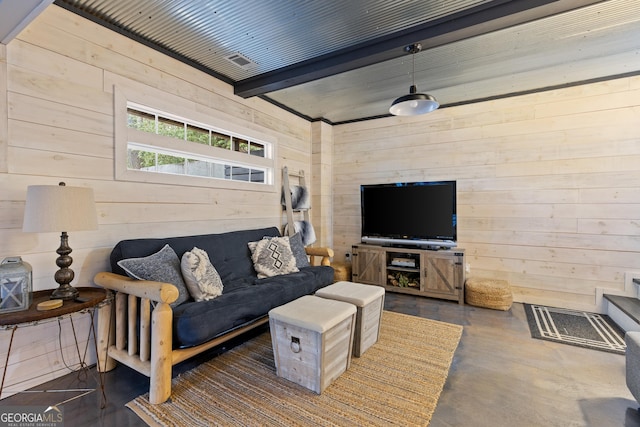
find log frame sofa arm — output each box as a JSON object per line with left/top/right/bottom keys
{"left": 305, "top": 246, "right": 334, "bottom": 266}
{"left": 93, "top": 271, "right": 270, "bottom": 404}
{"left": 94, "top": 272, "right": 179, "bottom": 304}
{"left": 94, "top": 271, "right": 178, "bottom": 404}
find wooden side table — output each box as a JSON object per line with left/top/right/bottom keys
{"left": 0, "top": 287, "right": 108, "bottom": 405}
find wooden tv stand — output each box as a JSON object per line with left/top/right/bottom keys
{"left": 351, "top": 244, "right": 465, "bottom": 304}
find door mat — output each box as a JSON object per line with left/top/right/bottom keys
{"left": 524, "top": 304, "right": 626, "bottom": 355}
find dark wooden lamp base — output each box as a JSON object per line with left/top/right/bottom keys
{"left": 51, "top": 231, "right": 79, "bottom": 301}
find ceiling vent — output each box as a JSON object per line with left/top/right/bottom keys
{"left": 224, "top": 52, "right": 257, "bottom": 70}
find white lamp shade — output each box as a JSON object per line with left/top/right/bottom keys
{"left": 23, "top": 184, "right": 98, "bottom": 232}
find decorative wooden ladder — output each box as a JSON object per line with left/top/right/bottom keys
{"left": 282, "top": 166, "right": 310, "bottom": 237}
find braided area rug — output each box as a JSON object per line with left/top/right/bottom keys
{"left": 127, "top": 311, "right": 463, "bottom": 426}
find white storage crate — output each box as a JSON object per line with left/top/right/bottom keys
{"left": 316, "top": 281, "right": 385, "bottom": 357}
{"left": 268, "top": 295, "right": 356, "bottom": 393}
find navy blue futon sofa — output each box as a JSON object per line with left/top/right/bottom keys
{"left": 94, "top": 226, "right": 334, "bottom": 404}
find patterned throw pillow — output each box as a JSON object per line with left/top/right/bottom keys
{"left": 248, "top": 236, "right": 299, "bottom": 278}
{"left": 181, "top": 247, "right": 224, "bottom": 301}
{"left": 117, "top": 244, "right": 190, "bottom": 307}
{"left": 260, "top": 233, "right": 310, "bottom": 269}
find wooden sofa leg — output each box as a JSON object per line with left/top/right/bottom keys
{"left": 149, "top": 302, "right": 173, "bottom": 404}
{"left": 96, "top": 298, "right": 116, "bottom": 372}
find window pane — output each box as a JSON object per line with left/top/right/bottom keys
{"left": 231, "top": 166, "right": 250, "bottom": 181}
{"left": 128, "top": 148, "right": 163, "bottom": 171}
{"left": 208, "top": 162, "right": 226, "bottom": 179}
{"left": 187, "top": 125, "right": 210, "bottom": 145}
{"left": 127, "top": 148, "right": 152, "bottom": 170}
{"left": 249, "top": 142, "right": 265, "bottom": 157}
{"left": 157, "top": 116, "right": 184, "bottom": 139}
{"left": 127, "top": 109, "right": 155, "bottom": 132}
{"left": 185, "top": 159, "right": 207, "bottom": 177}
{"left": 250, "top": 169, "right": 265, "bottom": 183}
{"left": 157, "top": 154, "right": 183, "bottom": 165}
{"left": 155, "top": 154, "right": 185, "bottom": 174}
{"left": 233, "top": 138, "right": 249, "bottom": 153}
{"left": 212, "top": 132, "right": 231, "bottom": 150}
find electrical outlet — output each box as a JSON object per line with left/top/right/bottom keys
{"left": 345, "top": 252, "right": 351, "bottom": 262}
{"left": 465, "top": 263, "right": 471, "bottom": 274}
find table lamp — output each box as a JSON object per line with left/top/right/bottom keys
{"left": 23, "top": 182, "right": 98, "bottom": 300}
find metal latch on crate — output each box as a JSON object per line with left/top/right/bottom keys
{"left": 290, "top": 336, "right": 301, "bottom": 353}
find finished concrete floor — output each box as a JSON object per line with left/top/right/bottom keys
{"left": 2, "top": 292, "right": 639, "bottom": 426}
{"left": 384, "top": 293, "right": 640, "bottom": 427}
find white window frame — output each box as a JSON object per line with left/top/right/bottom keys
{"left": 126, "top": 141, "right": 269, "bottom": 183}
{"left": 114, "top": 84, "right": 276, "bottom": 191}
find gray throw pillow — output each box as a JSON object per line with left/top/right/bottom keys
{"left": 289, "top": 232, "right": 310, "bottom": 268}
{"left": 181, "top": 247, "right": 224, "bottom": 301}
{"left": 117, "top": 244, "right": 190, "bottom": 307}
{"left": 248, "top": 237, "right": 299, "bottom": 279}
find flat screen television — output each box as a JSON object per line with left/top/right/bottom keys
{"left": 360, "top": 180, "right": 457, "bottom": 249}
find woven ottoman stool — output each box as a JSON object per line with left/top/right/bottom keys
{"left": 331, "top": 262, "right": 352, "bottom": 282}
{"left": 465, "top": 277, "right": 513, "bottom": 311}
{"left": 268, "top": 295, "right": 356, "bottom": 393}
{"left": 316, "top": 281, "right": 385, "bottom": 357}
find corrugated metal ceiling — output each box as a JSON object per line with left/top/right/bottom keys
{"left": 54, "top": 0, "right": 640, "bottom": 123}
{"left": 272, "top": 0, "right": 640, "bottom": 121}
{"left": 56, "top": 0, "right": 494, "bottom": 79}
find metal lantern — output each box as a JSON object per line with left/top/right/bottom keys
{"left": 0, "top": 257, "right": 33, "bottom": 313}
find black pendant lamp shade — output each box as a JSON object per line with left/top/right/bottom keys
{"left": 389, "top": 44, "right": 439, "bottom": 116}
{"left": 389, "top": 84, "right": 439, "bottom": 115}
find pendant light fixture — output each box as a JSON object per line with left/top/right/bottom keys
{"left": 389, "top": 43, "right": 439, "bottom": 116}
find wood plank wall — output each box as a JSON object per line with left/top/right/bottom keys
{"left": 332, "top": 77, "right": 640, "bottom": 312}
{"left": 0, "top": 43, "right": 7, "bottom": 174}
{"left": 311, "top": 121, "right": 333, "bottom": 246}
{"left": 0, "top": 5, "right": 312, "bottom": 395}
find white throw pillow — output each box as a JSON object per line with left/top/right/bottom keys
{"left": 181, "top": 247, "right": 224, "bottom": 301}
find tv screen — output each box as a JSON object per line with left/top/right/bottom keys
{"left": 360, "top": 181, "right": 456, "bottom": 248}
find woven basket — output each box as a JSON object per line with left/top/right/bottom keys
{"left": 465, "top": 278, "right": 513, "bottom": 311}
{"left": 332, "top": 262, "right": 352, "bottom": 282}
